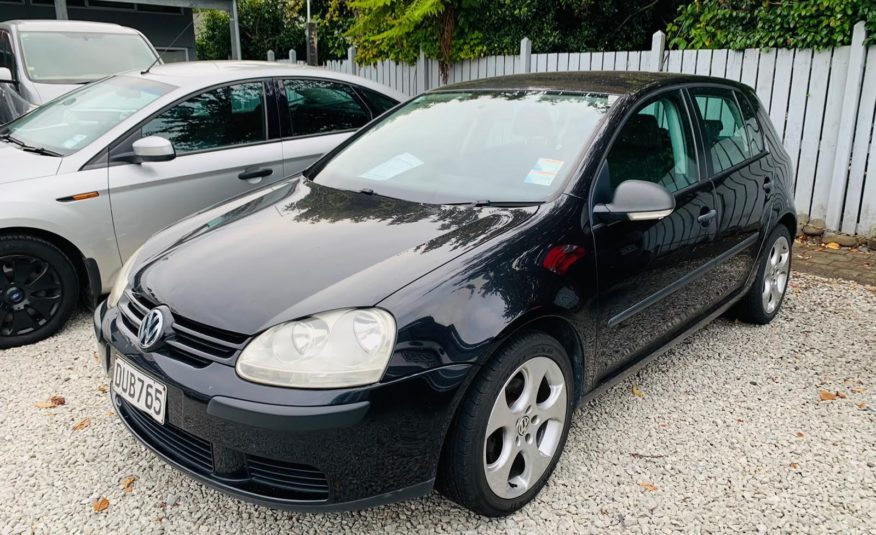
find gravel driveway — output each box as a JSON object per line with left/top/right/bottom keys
{"left": 1, "top": 273, "right": 874, "bottom": 534}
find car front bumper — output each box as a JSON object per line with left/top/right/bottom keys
{"left": 94, "top": 301, "right": 473, "bottom": 512}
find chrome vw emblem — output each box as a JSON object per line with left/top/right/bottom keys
{"left": 516, "top": 415, "right": 531, "bottom": 436}
{"left": 138, "top": 309, "right": 164, "bottom": 350}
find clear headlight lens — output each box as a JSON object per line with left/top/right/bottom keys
{"left": 236, "top": 308, "right": 396, "bottom": 389}
{"left": 106, "top": 246, "right": 143, "bottom": 308}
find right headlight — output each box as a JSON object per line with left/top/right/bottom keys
{"left": 235, "top": 308, "right": 396, "bottom": 389}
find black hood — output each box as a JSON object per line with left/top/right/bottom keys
{"left": 135, "top": 179, "right": 539, "bottom": 334}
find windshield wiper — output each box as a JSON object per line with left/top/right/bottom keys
{"left": 443, "top": 200, "right": 543, "bottom": 208}
{"left": 0, "top": 133, "right": 25, "bottom": 147}
{"left": 21, "top": 145, "right": 62, "bottom": 157}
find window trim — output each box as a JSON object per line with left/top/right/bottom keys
{"left": 85, "top": 77, "right": 278, "bottom": 170}
{"left": 589, "top": 86, "right": 704, "bottom": 207}
{"left": 276, "top": 76, "right": 374, "bottom": 141}
{"left": 683, "top": 85, "right": 770, "bottom": 181}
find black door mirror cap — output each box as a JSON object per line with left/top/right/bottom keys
{"left": 594, "top": 180, "right": 675, "bottom": 222}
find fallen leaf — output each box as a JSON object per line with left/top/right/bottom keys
{"left": 97, "top": 385, "right": 109, "bottom": 394}
{"left": 121, "top": 476, "right": 137, "bottom": 493}
{"left": 72, "top": 418, "right": 91, "bottom": 431}
{"left": 836, "top": 391, "right": 847, "bottom": 399}
{"left": 92, "top": 351, "right": 99, "bottom": 362}
{"left": 92, "top": 497, "right": 109, "bottom": 513}
{"left": 819, "top": 390, "right": 837, "bottom": 401}
{"left": 638, "top": 482, "right": 658, "bottom": 492}
{"left": 790, "top": 463, "right": 799, "bottom": 470}
{"left": 154, "top": 517, "right": 164, "bottom": 524}
{"left": 796, "top": 432, "right": 805, "bottom": 438}
{"left": 850, "top": 387, "right": 867, "bottom": 394}
{"left": 50, "top": 395, "right": 66, "bottom": 406}
{"left": 35, "top": 396, "right": 66, "bottom": 409}
{"left": 857, "top": 402, "right": 868, "bottom": 410}
{"left": 631, "top": 385, "right": 644, "bottom": 398}
{"left": 825, "top": 242, "right": 841, "bottom": 249}
{"left": 106, "top": 410, "right": 115, "bottom": 416}
{"left": 736, "top": 418, "right": 744, "bottom": 423}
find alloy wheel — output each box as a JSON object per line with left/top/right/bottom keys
{"left": 0, "top": 255, "right": 64, "bottom": 337}
{"left": 761, "top": 236, "right": 790, "bottom": 314}
{"left": 483, "top": 356, "right": 567, "bottom": 499}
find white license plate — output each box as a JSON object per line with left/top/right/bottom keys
{"left": 112, "top": 357, "right": 167, "bottom": 425}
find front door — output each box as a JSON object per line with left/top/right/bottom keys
{"left": 108, "top": 80, "right": 284, "bottom": 260}
{"left": 592, "top": 90, "right": 718, "bottom": 379}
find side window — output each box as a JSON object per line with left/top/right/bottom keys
{"left": 691, "top": 88, "right": 751, "bottom": 173}
{"left": 599, "top": 93, "right": 698, "bottom": 202}
{"left": 283, "top": 79, "right": 371, "bottom": 136}
{"left": 735, "top": 91, "right": 765, "bottom": 156}
{"left": 141, "top": 82, "right": 266, "bottom": 154}
{"left": 0, "top": 32, "right": 14, "bottom": 73}
{"left": 357, "top": 86, "right": 398, "bottom": 116}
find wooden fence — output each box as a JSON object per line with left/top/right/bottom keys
{"left": 324, "top": 23, "right": 876, "bottom": 237}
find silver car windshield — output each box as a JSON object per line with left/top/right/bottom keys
{"left": 1, "top": 76, "right": 174, "bottom": 156}
{"left": 314, "top": 91, "right": 614, "bottom": 204}
{"left": 19, "top": 31, "right": 158, "bottom": 84}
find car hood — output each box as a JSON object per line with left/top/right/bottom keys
{"left": 137, "top": 179, "right": 539, "bottom": 335}
{"left": 31, "top": 82, "right": 83, "bottom": 105}
{"left": 0, "top": 143, "right": 62, "bottom": 182}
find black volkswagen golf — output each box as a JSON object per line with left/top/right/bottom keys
{"left": 94, "top": 72, "right": 795, "bottom": 516}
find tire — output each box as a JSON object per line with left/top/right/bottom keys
{"left": 438, "top": 331, "right": 574, "bottom": 516}
{"left": 734, "top": 225, "right": 792, "bottom": 325}
{"left": 0, "top": 235, "right": 79, "bottom": 349}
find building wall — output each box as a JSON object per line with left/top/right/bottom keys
{"left": 0, "top": 0, "right": 196, "bottom": 60}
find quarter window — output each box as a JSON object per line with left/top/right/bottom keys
{"left": 600, "top": 93, "right": 698, "bottom": 201}
{"left": 283, "top": 79, "right": 371, "bottom": 136}
{"left": 142, "top": 82, "right": 266, "bottom": 154}
{"left": 0, "top": 32, "right": 14, "bottom": 73}
{"left": 735, "top": 92, "right": 765, "bottom": 156}
{"left": 692, "top": 89, "right": 751, "bottom": 173}
{"left": 357, "top": 86, "right": 398, "bottom": 116}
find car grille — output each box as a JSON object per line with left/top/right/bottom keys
{"left": 117, "top": 290, "right": 249, "bottom": 367}
{"left": 118, "top": 398, "right": 330, "bottom": 502}
{"left": 247, "top": 455, "right": 330, "bottom": 500}
{"left": 119, "top": 398, "right": 213, "bottom": 473}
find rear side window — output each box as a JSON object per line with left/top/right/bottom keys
{"left": 357, "top": 86, "right": 398, "bottom": 116}
{"left": 283, "top": 79, "right": 371, "bottom": 136}
{"left": 691, "top": 88, "right": 751, "bottom": 173}
{"left": 735, "top": 92, "right": 765, "bottom": 155}
{"left": 142, "top": 82, "right": 267, "bottom": 154}
{"left": 0, "top": 32, "right": 14, "bottom": 73}
{"left": 600, "top": 92, "right": 699, "bottom": 202}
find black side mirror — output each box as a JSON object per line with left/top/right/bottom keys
{"left": 593, "top": 180, "right": 675, "bottom": 221}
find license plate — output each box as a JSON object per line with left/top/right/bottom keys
{"left": 112, "top": 357, "right": 167, "bottom": 425}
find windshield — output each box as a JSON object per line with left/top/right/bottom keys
{"left": 1, "top": 75, "right": 174, "bottom": 156}
{"left": 19, "top": 31, "right": 158, "bottom": 83}
{"left": 313, "top": 91, "right": 614, "bottom": 204}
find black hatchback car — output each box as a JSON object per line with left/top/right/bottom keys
{"left": 94, "top": 72, "right": 795, "bottom": 516}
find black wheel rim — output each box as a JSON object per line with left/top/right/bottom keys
{"left": 0, "top": 255, "right": 64, "bottom": 337}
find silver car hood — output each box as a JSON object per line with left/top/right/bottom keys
{"left": 0, "top": 143, "right": 62, "bottom": 183}
{"left": 31, "top": 82, "right": 82, "bottom": 105}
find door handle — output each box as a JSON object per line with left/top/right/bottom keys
{"left": 763, "top": 178, "right": 772, "bottom": 193}
{"left": 238, "top": 168, "right": 273, "bottom": 181}
{"left": 698, "top": 209, "right": 718, "bottom": 225}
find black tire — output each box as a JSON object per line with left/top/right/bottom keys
{"left": 438, "top": 331, "right": 574, "bottom": 516}
{"left": 734, "top": 225, "right": 792, "bottom": 325}
{"left": 0, "top": 235, "right": 79, "bottom": 349}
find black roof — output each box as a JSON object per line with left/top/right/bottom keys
{"left": 436, "top": 71, "right": 746, "bottom": 96}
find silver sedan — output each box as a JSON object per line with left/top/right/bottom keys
{"left": 0, "top": 61, "right": 404, "bottom": 348}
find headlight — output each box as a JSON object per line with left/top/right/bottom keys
{"left": 236, "top": 308, "right": 396, "bottom": 389}
{"left": 107, "top": 246, "right": 143, "bottom": 308}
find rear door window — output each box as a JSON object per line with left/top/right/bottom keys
{"left": 282, "top": 79, "right": 371, "bottom": 136}
{"left": 691, "top": 88, "right": 751, "bottom": 173}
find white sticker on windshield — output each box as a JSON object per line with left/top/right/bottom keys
{"left": 63, "top": 134, "right": 87, "bottom": 150}
{"left": 524, "top": 158, "right": 564, "bottom": 186}
{"left": 360, "top": 153, "right": 424, "bottom": 181}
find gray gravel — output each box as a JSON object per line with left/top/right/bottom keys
{"left": 1, "top": 272, "right": 874, "bottom": 534}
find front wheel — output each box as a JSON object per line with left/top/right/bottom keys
{"left": 0, "top": 235, "right": 79, "bottom": 349}
{"left": 734, "top": 225, "right": 792, "bottom": 324}
{"left": 438, "top": 331, "right": 573, "bottom": 516}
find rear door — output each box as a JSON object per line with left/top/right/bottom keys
{"left": 592, "top": 89, "right": 718, "bottom": 379}
{"left": 108, "top": 80, "right": 285, "bottom": 260}
{"left": 686, "top": 87, "right": 769, "bottom": 295}
{"left": 276, "top": 78, "right": 375, "bottom": 176}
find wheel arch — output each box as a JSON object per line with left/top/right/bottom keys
{"left": 776, "top": 211, "right": 797, "bottom": 239}
{"left": 0, "top": 226, "right": 99, "bottom": 305}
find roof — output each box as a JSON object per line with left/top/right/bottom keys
{"left": 134, "top": 61, "right": 409, "bottom": 101}
{"left": 437, "top": 71, "right": 749, "bottom": 96}
{"left": 0, "top": 19, "right": 143, "bottom": 34}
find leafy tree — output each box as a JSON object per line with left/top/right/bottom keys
{"left": 667, "top": 0, "right": 876, "bottom": 50}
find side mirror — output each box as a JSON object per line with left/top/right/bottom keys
{"left": 593, "top": 180, "right": 675, "bottom": 221}
{"left": 0, "top": 67, "right": 14, "bottom": 84}
{"left": 131, "top": 136, "right": 175, "bottom": 163}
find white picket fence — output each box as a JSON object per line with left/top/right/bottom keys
{"left": 324, "top": 23, "right": 876, "bottom": 237}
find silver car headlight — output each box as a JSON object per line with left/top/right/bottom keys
{"left": 107, "top": 246, "right": 143, "bottom": 308}
{"left": 236, "top": 308, "right": 396, "bottom": 389}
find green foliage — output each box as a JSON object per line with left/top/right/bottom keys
{"left": 195, "top": 8, "right": 232, "bottom": 60}
{"left": 667, "top": 0, "right": 876, "bottom": 50}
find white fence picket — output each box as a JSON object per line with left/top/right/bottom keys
{"left": 769, "top": 49, "right": 795, "bottom": 139}
{"left": 845, "top": 48, "right": 876, "bottom": 234}
{"left": 755, "top": 49, "right": 777, "bottom": 109}
{"left": 795, "top": 50, "right": 832, "bottom": 214}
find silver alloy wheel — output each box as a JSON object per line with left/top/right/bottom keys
{"left": 762, "top": 235, "right": 790, "bottom": 314}
{"left": 483, "top": 356, "right": 567, "bottom": 499}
